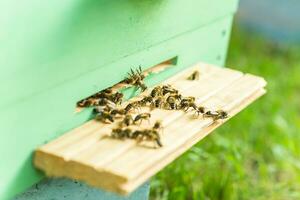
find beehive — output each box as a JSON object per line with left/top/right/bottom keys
{"left": 34, "top": 63, "right": 266, "bottom": 194}
{"left": 1, "top": 0, "right": 240, "bottom": 199}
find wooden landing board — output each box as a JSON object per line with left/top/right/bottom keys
{"left": 34, "top": 63, "right": 267, "bottom": 195}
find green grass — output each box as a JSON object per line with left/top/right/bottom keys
{"left": 149, "top": 25, "right": 300, "bottom": 200}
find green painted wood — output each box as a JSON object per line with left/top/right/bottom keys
{"left": 13, "top": 179, "right": 150, "bottom": 200}
{"left": 0, "top": 14, "right": 234, "bottom": 199}
{"left": 0, "top": 0, "right": 238, "bottom": 110}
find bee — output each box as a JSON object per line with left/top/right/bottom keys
{"left": 111, "top": 128, "right": 132, "bottom": 139}
{"left": 166, "top": 96, "right": 177, "bottom": 110}
{"left": 181, "top": 96, "right": 195, "bottom": 103}
{"left": 150, "top": 86, "right": 163, "bottom": 98}
{"left": 162, "top": 85, "right": 178, "bottom": 96}
{"left": 216, "top": 109, "right": 229, "bottom": 119}
{"left": 93, "top": 105, "right": 113, "bottom": 114}
{"left": 95, "top": 98, "right": 115, "bottom": 107}
{"left": 170, "top": 94, "right": 182, "bottom": 101}
{"left": 124, "top": 102, "right": 140, "bottom": 113}
{"left": 125, "top": 66, "right": 147, "bottom": 91}
{"left": 187, "top": 70, "right": 200, "bottom": 80}
{"left": 77, "top": 99, "right": 92, "bottom": 107}
{"left": 194, "top": 106, "right": 206, "bottom": 116}
{"left": 121, "top": 114, "right": 134, "bottom": 126}
{"left": 102, "top": 88, "right": 113, "bottom": 94}
{"left": 153, "top": 120, "right": 163, "bottom": 134}
{"left": 179, "top": 97, "right": 197, "bottom": 111}
{"left": 110, "top": 108, "right": 126, "bottom": 116}
{"left": 95, "top": 111, "right": 114, "bottom": 123}
{"left": 138, "top": 96, "right": 154, "bottom": 107}
{"left": 135, "top": 79, "right": 147, "bottom": 92}
{"left": 111, "top": 128, "right": 123, "bottom": 139}
{"left": 111, "top": 92, "right": 124, "bottom": 105}
{"left": 153, "top": 96, "right": 164, "bottom": 108}
{"left": 135, "top": 129, "right": 163, "bottom": 147}
{"left": 134, "top": 113, "right": 151, "bottom": 124}
{"left": 203, "top": 109, "right": 228, "bottom": 121}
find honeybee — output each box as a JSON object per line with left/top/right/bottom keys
{"left": 179, "top": 96, "right": 197, "bottom": 111}
{"left": 150, "top": 86, "right": 163, "bottom": 98}
{"left": 170, "top": 94, "right": 182, "bottom": 101}
{"left": 216, "top": 109, "right": 229, "bottom": 119}
{"left": 124, "top": 102, "right": 140, "bottom": 113}
{"left": 187, "top": 71, "right": 200, "bottom": 80}
{"left": 95, "top": 111, "right": 114, "bottom": 123}
{"left": 138, "top": 96, "right": 154, "bottom": 107}
{"left": 93, "top": 105, "right": 113, "bottom": 114}
{"left": 121, "top": 114, "right": 134, "bottom": 126}
{"left": 111, "top": 92, "right": 124, "bottom": 105}
{"left": 166, "top": 96, "right": 177, "bottom": 110}
{"left": 96, "top": 98, "right": 115, "bottom": 107}
{"left": 77, "top": 99, "right": 93, "bottom": 107}
{"left": 194, "top": 106, "right": 206, "bottom": 116}
{"left": 153, "top": 96, "right": 164, "bottom": 109}
{"left": 111, "top": 128, "right": 133, "bottom": 139}
{"left": 181, "top": 96, "right": 195, "bottom": 103}
{"left": 110, "top": 108, "right": 126, "bottom": 117}
{"left": 153, "top": 120, "right": 163, "bottom": 134}
{"left": 162, "top": 85, "right": 178, "bottom": 96}
{"left": 203, "top": 109, "right": 229, "bottom": 121}
{"left": 134, "top": 113, "right": 151, "bottom": 124}
{"left": 136, "top": 129, "right": 163, "bottom": 148}
{"left": 125, "top": 66, "right": 147, "bottom": 91}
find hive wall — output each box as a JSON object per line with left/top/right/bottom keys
{"left": 0, "top": 0, "right": 238, "bottom": 199}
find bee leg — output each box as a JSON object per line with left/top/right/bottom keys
{"left": 156, "top": 139, "right": 163, "bottom": 147}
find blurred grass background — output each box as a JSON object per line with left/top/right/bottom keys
{"left": 149, "top": 23, "right": 300, "bottom": 200}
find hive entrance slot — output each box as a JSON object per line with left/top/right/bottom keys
{"left": 75, "top": 56, "right": 178, "bottom": 112}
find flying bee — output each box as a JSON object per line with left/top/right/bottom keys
{"left": 134, "top": 113, "right": 151, "bottom": 124}
{"left": 124, "top": 102, "right": 140, "bottom": 113}
{"left": 95, "top": 111, "right": 114, "bottom": 123}
{"left": 166, "top": 96, "right": 177, "bottom": 110}
{"left": 150, "top": 86, "right": 163, "bottom": 97}
{"left": 121, "top": 114, "right": 134, "bottom": 126}
{"left": 187, "top": 70, "right": 200, "bottom": 80}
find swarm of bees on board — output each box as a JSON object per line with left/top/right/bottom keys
{"left": 77, "top": 68, "right": 228, "bottom": 148}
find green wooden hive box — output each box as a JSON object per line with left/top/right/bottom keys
{"left": 0, "top": 0, "right": 239, "bottom": 199}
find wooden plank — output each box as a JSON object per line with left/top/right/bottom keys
{"left": 34, "top": 64, "right": 266, "bottom": 195}
{"left": 68, "top": 66, "right": 242, "bottom": 166}
{"left": 103, "top": 75, "right": 266, "bottom": 182}
{"left": 121, "top": 88, "right": 266, "bottom": 193}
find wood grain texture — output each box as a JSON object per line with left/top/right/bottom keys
{"left": 34, "top": 63, "right": 266, "bottom": 195}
